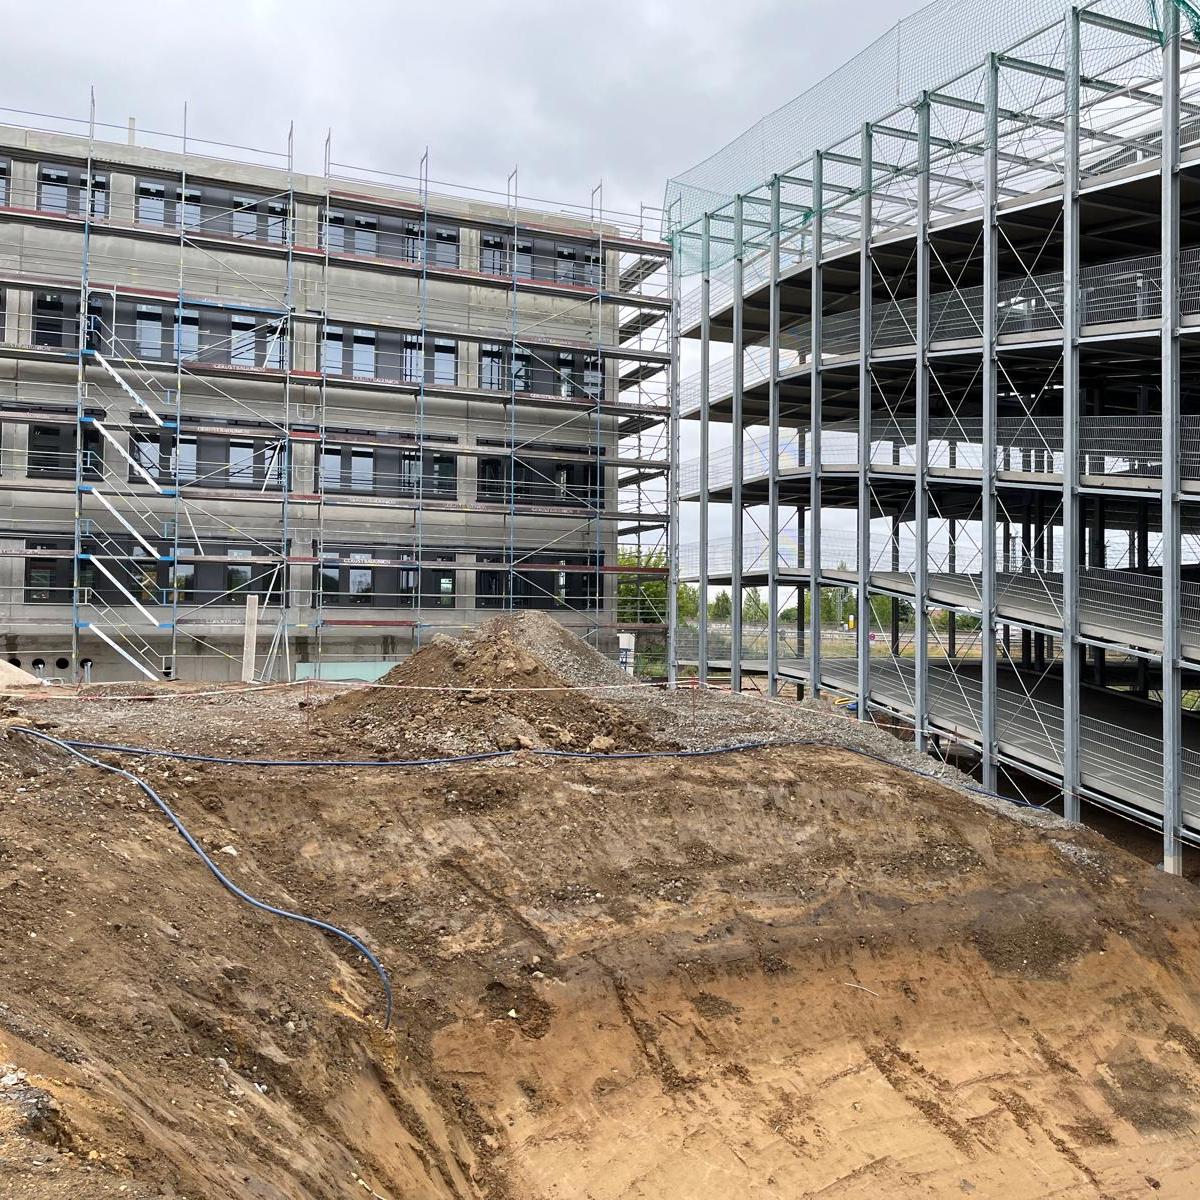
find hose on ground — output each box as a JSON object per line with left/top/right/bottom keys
{"left": 18, "top": 730, "right": 1054, "bottom": 812}
{"left": 11, "top": 726, "right": 394, "bottom": 1028}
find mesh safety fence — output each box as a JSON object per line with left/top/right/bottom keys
{"left": 665, "top": 0, "right": 1185, "bottom": 272}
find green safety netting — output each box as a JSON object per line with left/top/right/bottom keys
{"left": 665, "top": 0, "right": 1186, "bottom": 272}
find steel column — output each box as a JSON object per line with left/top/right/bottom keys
{"left": 1162, "top": 1, "right": 1183, "bottom": 875}
{"left": 767, "top": 175, "right": 782, "bottom": 695}
{"left": 731, "top": 194, "right": 745, "bottom": 692}
{"left": 666, "top": 236, "right": 681, "bottom": 687}
{"left": 980, "top": 54, "right": 1000, "bottom": 790}
{"left": 698, "top": 215, "right": 711, "bottom": 685}
{"left": 809, "top": 154, "right": 824, "bottom": 695}
{"left": 856, "top": 124, "right": 872, "bottom": 721}
{"left": 1061, "top": 2, "right": 1082, "bottom": 821}
{"left": 914, "top": 95, "right": 931, "bottom": 752}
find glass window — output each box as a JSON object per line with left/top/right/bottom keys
{"left": 262, "top": 442, "right": 284, "bottom": 489}
{"left": 263, "top": 320, "right": 286, "bottom": 370}
{"left": 433, "top": 227, "right": 459, "bottom": 267}
{"left": 231, "top": 197, "right": 258, "bottom": 239}
{"left": 555, "top": 247, "right": 578, "bottom": 284}
{"left": 169, "top": 550, "right": 195, "bottom": 603}
{"left": 320, "top": 448, "right": 342, "bottom": 490}
{"left": 39, "top": 166, "right": 69, "bottom": 214}
{"left": 133, "top": 434, "right": 160, "bottom": 477}
{"left": 177, "top": 187, "right": 202, "bottom": 230}
{"left": 230, "top": 318, "right": 256, "bottom": 367}
{"left": 350, "top": 450, "right": 373, "bottom": 491}
{"left": 432, "top": 454, "right": 456, "bottom": 494}
{"left": 25, "top": 544, "right": 58, "bottom": 603}
{"left": 556, "top": 465, "right": 570, "bottom": 500}
{"left": 353, "top": 214, "right": 377, "bottom": 257}
{"left": 266, "top": 201, "right": 287, "bottom": 244}
{"left": 515, "top": 241, "right": 532, "bottom": 278}
{"left": 319, "top": 560, "right": 340, "bottom": 599}
{"left": 0, "top": 161, "right": 8, "bottom": 208}
{"left": 481, "top": 234, "right": 505, "bottom": 275}
{"left": 171, "top": 435, "right": 198, "bottom": 483}
{"left": 136, "top": 306, "right": 163, "bottom": 359}
{"left": 481, "top": 344, "right": 504, "bottom": 390}
{"left": 177, "top": 309, "right": 199, "bottom": 360}
{"left": 512, "top": 351, "right": 530, "bottom": 392}
{"left": 583, "top": 251, "right": 601, "bottom": 288}
{"left": 352, "top": 330, "right": 376, "bottom": 379}
{"left": 326, "top": 211, "right": 345, "bottom": 253}
{"left": 399, "top": 450, "right": 420, "bottom": 494}
{"left": 226, "top": 548, "right": 253, "bottom": 599}
{"left": 33, "top": 293, "right": 66, "bottom": 347}
{"left": 348, "top": 552, "right": 373, "bottom": 604}
{"left": 90, "top": 174, "right": 108, "bottom": 220}
{"left": 401, "top": 221, "right": 422, "bottom": 262}
{"left": 437, "top": 572, "right": 455, "bottom": 606}
{"left": 137, "top": 181, "right": 166, "bottom": 226}
{"left": 228, "top": 440, "right": 255, "bottom": 484}
{"left": 323, "top": 325, "right": 344, "bottom": 375}
{"left": 557, "top": 351, "right": 574, "bottom": 397}
{"left": 401, "top": 334, "right": 421, "bottom": 382}
{"left": 433, "top": 340, "right": 456, "bottom": 386}
{"left": 583, "top": 355, "right": 601, "bottom": 398}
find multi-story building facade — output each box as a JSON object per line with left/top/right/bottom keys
{"left": 669, "top": 1, "right": 1200, "bottom": 870}
{"left": 0, "top": 112, "right": 672, "bottom": 681}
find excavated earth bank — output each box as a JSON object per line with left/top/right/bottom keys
{"left": 2, "top": 615, "right": 1200, "bottom": 1198}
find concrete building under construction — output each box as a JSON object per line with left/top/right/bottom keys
{"left": 667, "top": 0, "right": 1200, "bottom": 870}
{"left": 0, "top": 108, "right": 672, "bottom": 683}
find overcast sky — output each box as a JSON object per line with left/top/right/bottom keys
{"left": 0, "top": 0, "right": 919, "bottom": 223}
{"left": 0, "top": 0, "right": 926, "bottom": 568}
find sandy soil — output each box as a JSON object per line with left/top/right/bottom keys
{"left": 2, "top": 617, "right": 1200, "bottom": 1198}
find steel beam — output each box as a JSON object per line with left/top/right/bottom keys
{"left": 731, "top": 194, "right": 745, "bottom": 693}
{"left": 767, "top": 175, "right": 782, "bottom": 696}
{"left": 857, "top": 123, "right": 872, "bottom": 722}
{"left": 1062, "top": 2, "right": 1082, "bottom": 822}
{"left": 1162, "top": 2, "right": 1184, "bottom": 875}
{"left": 810, "top": 153, "right": 824, "bottom": 697}
{"left": 981, "top": 54, "right": 999, "bottom": 791}
{"left": 915, "top": 96, "right": 931, "bottom": 752}
{"left": 698, "top": 215, "right": 711, "bottom": 685}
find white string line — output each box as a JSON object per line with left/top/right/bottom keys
{"left": 11, "top": 676, "right": 674, "bottom": 701}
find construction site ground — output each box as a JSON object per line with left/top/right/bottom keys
{"left": 2, "top": 613, "right": 1200, "bottom": 1199}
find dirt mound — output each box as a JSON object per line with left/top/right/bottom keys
{"left": 0, "top": 659, "right": 39, "bottom": 688}
{"left": 321, "top": 624, "right": 658, "bottom": 756}
{"left": 4, "top": 730, "right": 1200, "bottom": 1198}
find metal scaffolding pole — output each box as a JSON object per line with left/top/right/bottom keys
{"left": 698, "top": 215, "right": 712, "bottom": 685}
{"left": 809, "top": 154, "right": 824, "bottom": 695}
{"left": 856, "top": 124, "right": 872, "bottom": 720}
{"left": 767, "top": 175, "right": 782, "bottom": 696}
{"left": 731, "top": 194, "right": 745, "bottom": 692}
{"left": 1061, "top": 2, "right": 1082, "bottom": 822}
{"left": 667, "top": 237, "right": 681, "bottom": 687}
{"left": 914, "top": 96, "right": 931, "bottom": 752}
{"left": 980, "top": 54, "right": 1000, "bottom": 790}
{"left": 1162, "top": 0, "right": 1184, "bottom": 874}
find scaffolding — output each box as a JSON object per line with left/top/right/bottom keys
{"left": 0, "top": 98, "right": 674, "bottom": 684}
{"left": 669, "top": 0, "right": 1200, "bottom": 871}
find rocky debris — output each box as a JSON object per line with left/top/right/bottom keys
{"left": 320, "top": 623, "right": 660, "bottom": 756}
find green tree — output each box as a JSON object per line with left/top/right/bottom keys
{"left": 709, "top": 590, "right": 732, "bottom": 620}
{"left": 615, "top": 549, "right": 697, "bottom": 623}
{"left": 742, "top": 587, "right": 768, "bottom": 623}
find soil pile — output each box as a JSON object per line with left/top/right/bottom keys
{"left": 0, "top": 660, "right": 38, "bottom": 688}
{"left": 321, "top": 618, "right": 657, "bottom": 756}
{"left": 5, "top": 628, "right": 1200, "bottom": 1197}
